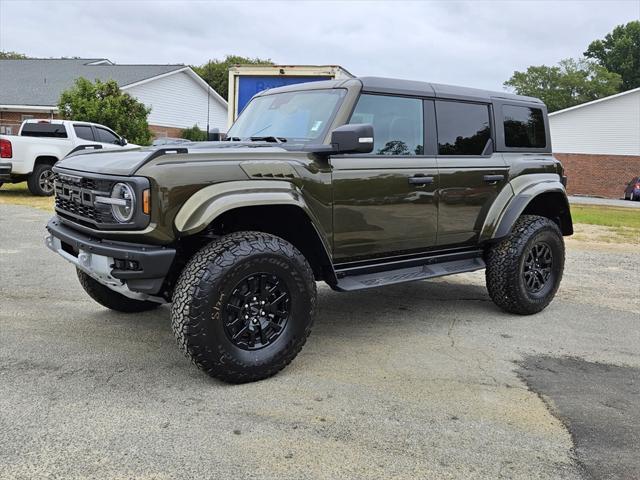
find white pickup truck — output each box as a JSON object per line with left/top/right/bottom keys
{"left": 0, "top": 119, "right": 137, "bottom": 196}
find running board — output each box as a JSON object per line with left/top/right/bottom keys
{"left": 334, "top": 257, "right": 485, "bottom": 292}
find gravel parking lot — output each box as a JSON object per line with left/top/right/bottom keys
{"left": 1, "top": 203, "right": 639, "bottom": 479}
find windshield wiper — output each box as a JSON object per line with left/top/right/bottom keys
{"left": 249, "top": 136, "right": 287, "bottom": 143}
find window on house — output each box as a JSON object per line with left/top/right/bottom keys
{"left": 349, "top": 94, "right": 424, "bottom": 155}
{"left": 503, "top": 105, "right": 546, "bottom": 148}
{"left": 436, "top": 101, "right": 491, "bottom": 155}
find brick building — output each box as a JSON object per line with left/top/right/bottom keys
{"left": 0, "top": 58, "right": 228, "bottom": 138}
{"left": 549, "top": 88, "right": 640, "bottom": 199}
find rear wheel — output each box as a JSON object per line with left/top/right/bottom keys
{"left": 77, "top": 269, "right": 161, "bottom": 313}
{"left": 27, "top": 163, "right": 56, "bottom": 196}
{"left": 171, "top": 231, "right": 316, "bottom": 383}
{"left": 485, "top": 215, "right": 565, "bottom": 315}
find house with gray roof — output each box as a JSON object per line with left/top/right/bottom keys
{"left": 0, "top": 58, "right": 228, "bottom": 137}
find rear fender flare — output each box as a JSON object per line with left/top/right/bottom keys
{"left": 480, "top": 174, "right": 570, "bottom": 241}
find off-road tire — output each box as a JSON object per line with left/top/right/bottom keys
{"left": 171, "top": 231, "right": 316, "bottom": 384}
{"left": 485, "top": 215, "right": 564, "bottom": 315}
{"left": 77, "top": 269, "right": 161, "bottom": 313}
{"left": 27, "top": 163, "right": 55, "bottom": 196}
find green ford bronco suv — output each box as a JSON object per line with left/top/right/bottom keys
{"left": 45, "top": 77, "right": 572, "bottom": 383}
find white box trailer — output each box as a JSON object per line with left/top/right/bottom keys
{"left": 227, "top": 65, "right": 353, "bottom": 127}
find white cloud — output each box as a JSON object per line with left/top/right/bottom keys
{"left": 1, "top": 0, "right": 638, "bottom": 91}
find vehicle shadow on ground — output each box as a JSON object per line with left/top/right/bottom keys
{"left": 317, "top": 279, "right": 496, "bottom": 322}
{"left": 89, "top": 278, "right": 497, "bottom": 339}
{"left": 78, "top": 279, "right": 504, "bottom": 384}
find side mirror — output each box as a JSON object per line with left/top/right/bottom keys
{"left": 119, "top": 138, "right": 128, "bottom": 146}
{"left": 330, "top": 124, "right": 374, "bottom": 154}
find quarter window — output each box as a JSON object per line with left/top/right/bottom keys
{"left": 74, "top": 125, "right": 94, "bottom": 141}
{"left": 503, "top": 105, "right": 546, "bottom": 148}
{"left": 436, "top": 101, "right": 491, "bottom": 155}
{"left": 349, "top": 94, "right": 424, "bottom": 155}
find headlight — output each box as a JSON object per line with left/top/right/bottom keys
{"left": 110, "top": 182, "right": 136, "bottom": 223}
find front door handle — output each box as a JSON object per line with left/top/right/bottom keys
{"left": 483, "top": 174, "right": 504, "bottom": 184}
{"left": 408, "top": 176, "right": 434, "bottom": 186}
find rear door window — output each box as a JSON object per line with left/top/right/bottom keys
{"left": 73, "top": 124, "right": 95, "bottom": 141}
{"left": 436, "top": 101, "right": 491, "bottom": 155}
{"left": 20, "top": 122, "right": 68, "bottom": 138}
{"left": 503, "top": 105, "right": 546, "bottom": 148}
{"left": 349, "top": 94, "right": 424, "bottom": 155}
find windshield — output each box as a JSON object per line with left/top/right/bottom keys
{"left": 227, "top": 88, "right": 346, "bottom": 143}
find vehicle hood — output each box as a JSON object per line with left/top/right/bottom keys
{"left": 54, "top": 142, "right": 295, "bottom": 177}
{"left": 55, "top": 148, "right": 150, "bottom": 176}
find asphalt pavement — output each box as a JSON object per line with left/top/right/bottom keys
{"left": 1, "top": 203, "right": 639, "bottom": 479}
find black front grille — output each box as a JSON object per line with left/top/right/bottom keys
{"left": 55, "top": 197, "right": 100, "bottom": 222}
{"left": 54, "top": 173, "right": 116, "bottom": 226}
{"left": 83, "top": 178, "right": 98, "bottom": 190}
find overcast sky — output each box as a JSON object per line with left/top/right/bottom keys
{"left": 1, "top": 0, "right": 638, "bottom": 91}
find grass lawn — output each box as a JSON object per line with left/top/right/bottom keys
{"left": 0, "top": 182, "right": 54, "bottom": 210}
{"left": 571, "top": 205, "right": 640, "bottom": 229}
{"left": 570, "top": 205, "right": 639, "bottom": 245}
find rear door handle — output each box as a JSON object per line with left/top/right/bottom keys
{"left": 483, "top": 174, "right": 504, "bottom": 184}
{"left": 408, "top": 176, "right": 434, "bottom": 185}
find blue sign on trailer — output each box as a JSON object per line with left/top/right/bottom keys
{"left": 237, "top": 76, "right": 330, "bottom": 114}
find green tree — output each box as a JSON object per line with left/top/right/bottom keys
{"left": 504, "top": 58, "right": 622, "bottom": 112}
{"left": 181, "top": 124, "right": 207, "bottom": 141}
{"left": 192, "top": 55, "right": 273, "bottom": 101}
{"left": 58, "top": 78, "right": 152, "bottom": 145}
{"left": 585, "top": 20, "right": 640, "bottom": 90}
{"left": 0, "top": 51, "right": 28, "bottom": 59}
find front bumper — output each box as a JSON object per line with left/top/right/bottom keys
{"left": 45, "top": 216, "right": 175, "bottom": 301}
{"left": 0, "top": 162, "right": 12, "bottom": 181}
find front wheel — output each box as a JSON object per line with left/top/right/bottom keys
{"left": 171, "top": 231, "right": 317, "bottom": 383}
{"left": 485, "top": 215, "right": 565, "bottom": 315}
{"left": 27, "top": 163, "right": 56, "bottom": 196}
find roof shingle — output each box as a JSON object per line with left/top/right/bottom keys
{"left": 0, "top": 58, "right": 185, "bottom": 106}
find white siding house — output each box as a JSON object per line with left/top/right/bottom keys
{"left": 548, "top": 88, "right": 640, "bottom": 198}
{"left": 0, "top": 59, "right": 228, "bottom": 138}
{"left": 549, "top": 87, "right": 640, "bottom": 155}
{"left": 124, "top": 68, "right": 228, "bottom": 132}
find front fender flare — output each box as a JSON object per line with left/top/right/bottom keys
{"left": 174, "top": 180, "right": 318, "bottom": 235}
{"left": 174, "top": 180, "right": 335, "bottom": 282}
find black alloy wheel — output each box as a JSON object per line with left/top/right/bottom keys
{"left": 171, "top": 231, "right": 316, "bottom": 383}
{"left": 223, "top": 273, "right": 291, "bottom": 350}
{"left": 485, "top": 215, "right": 565, "bottom": 315}
{"left": 522, "top": 242, "right": 554, "bottom": 294}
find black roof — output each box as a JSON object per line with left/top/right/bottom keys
{"left": 259, "top": 76, "right": 543, "bottom": 104}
